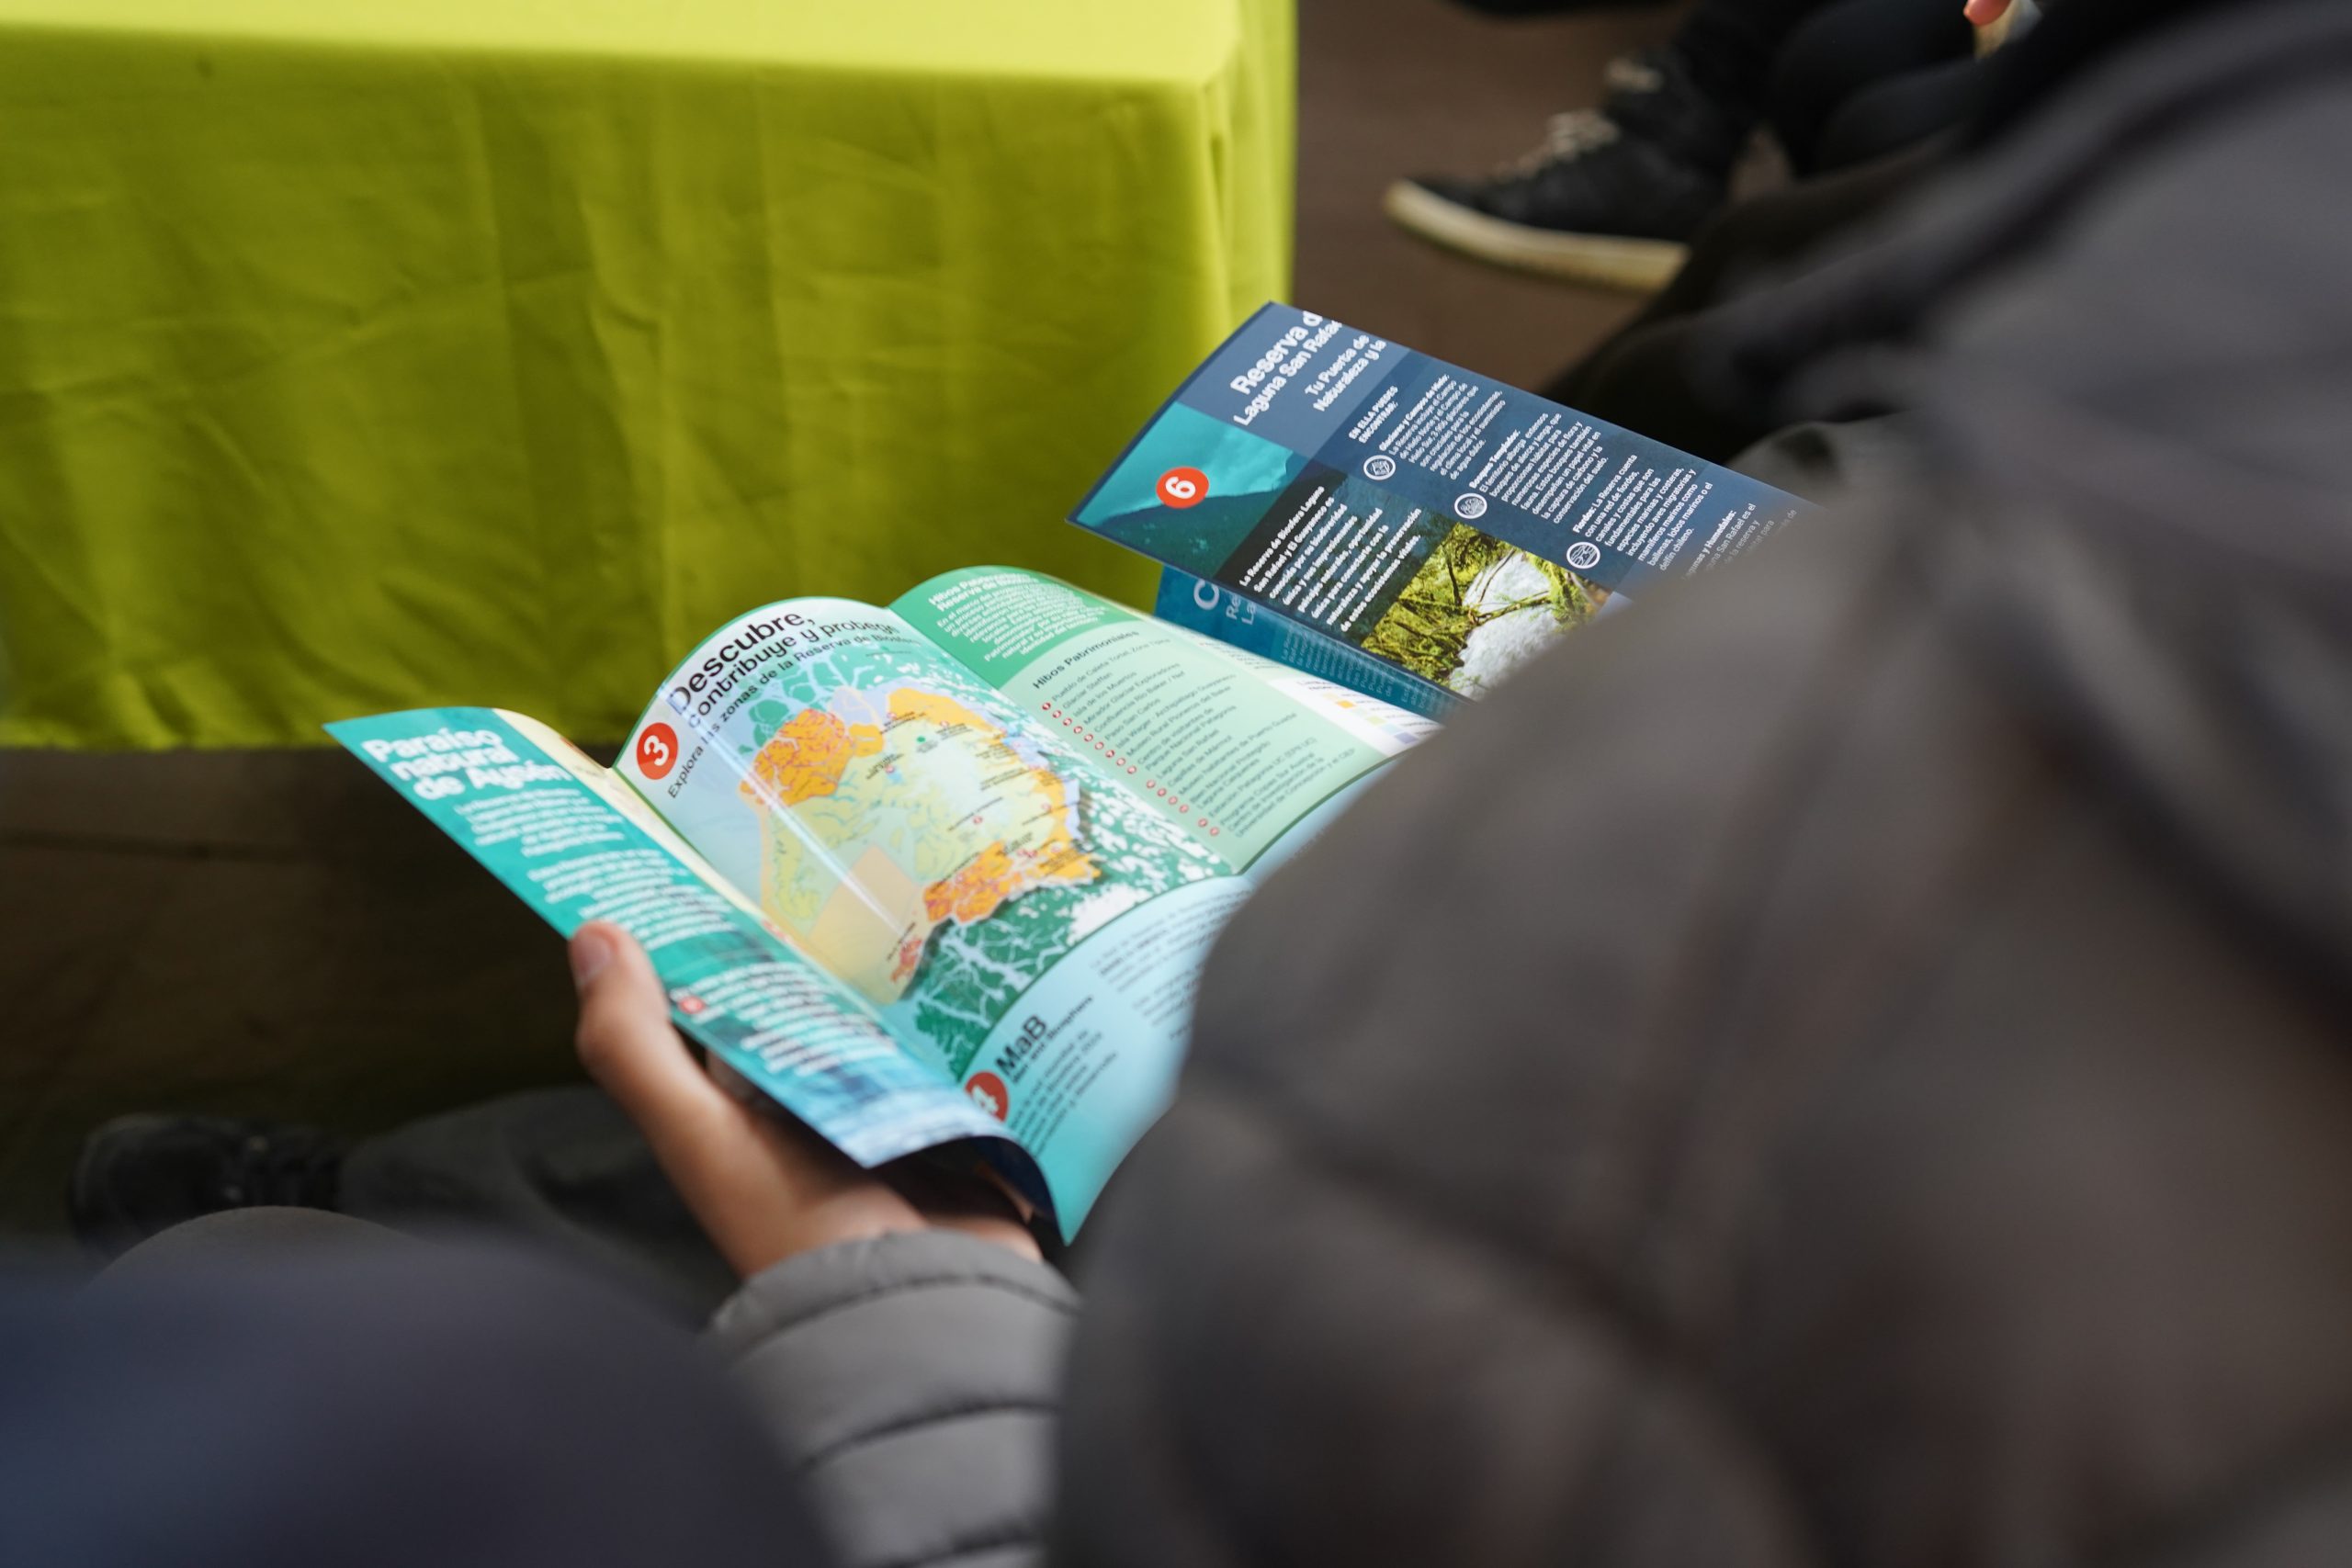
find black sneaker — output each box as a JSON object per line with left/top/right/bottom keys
{"left": 1385, "top": 51, "right": 1749, "bottom": 290}
{"left": 70, "top": 1114, "right": 348, "bottom": 1258}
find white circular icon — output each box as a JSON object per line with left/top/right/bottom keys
{"left": 1192, "top": 580, "right": 1221, "bottom": 612}
{"left": 1363, "top": 454, "right": 1397, "bottom": 482}
{"left": 1566, "top": 541, "right": 1602, "bottom": 571}
{"left": 1454, "top": 492, "right": 1487, "bottom": 519}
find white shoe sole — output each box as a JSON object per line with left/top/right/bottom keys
{"left": 1383, "top": 180, "right": 1689, "bottom": 293}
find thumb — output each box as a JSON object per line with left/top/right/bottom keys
{"left": 570, "top": 922, "right": 734, "bottom": 1138}
{"left": 1964, "top": 0, "right": 2012, "bottom": 25}
{"left": 567, "top": 920, "right": 929, "bottom": 1277}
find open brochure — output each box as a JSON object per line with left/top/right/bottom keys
{"left": 330, "top": 568, "right": 1437, "bottom": 1236}
{"left": 1075, "top": 304, "right": 1810, "bottom": 716}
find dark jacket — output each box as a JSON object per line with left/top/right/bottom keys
{"left": 1056, "top": 3, "right": 2352, "bottom": 1562}
{"left": 734, "top": 4, "right": 2352, "bottom": 1564}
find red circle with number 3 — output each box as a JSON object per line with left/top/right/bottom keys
{"left": 636, "top": 722, "right": 681, "bottom": 780}
{"left": 1157, "top": 466, "right": 1209, "bottom": 509}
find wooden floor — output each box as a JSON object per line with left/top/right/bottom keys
{"left": 1295, "top": 0, "right": 1668, "bottom": 387}
{"left": 0, "top": 0, "right": 1676, "bottom": 1238}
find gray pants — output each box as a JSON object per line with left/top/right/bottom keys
{"left": 336, "top": 1086, "right": 736, "bottom": 1320}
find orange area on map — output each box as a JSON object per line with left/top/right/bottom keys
{"left": 885, "top": 688, "right": 995, "bottom": 732}
{"left": 741, "top": 690, "right": 1102, "bottom": 992}
{"left": 881, "top": 689, "right": 1098, "bottom": 933}
{"left": 922, "top": 839, "right": 1094, "bottom": 929}
{"left": 739, "top": 710, "right": 885, "bottom": 807}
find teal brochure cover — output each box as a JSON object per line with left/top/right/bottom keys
{"left": 325, "top": 706, "right": 1021, "bottom": 1193}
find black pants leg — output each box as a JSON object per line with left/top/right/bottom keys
{"left": 1813, "top": 54, "right": 1985, "bottom": 172}
{"left": 1542, "top": 140, "right": 1942, "bottom": 458}
{"left": 1769, "top": 0, "right": 1978, "bottom": 175}
{"left": 1673, "top": 0, "right": 1867, "bottom": 120}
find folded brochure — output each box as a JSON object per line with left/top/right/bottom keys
{"left": 331, "top": 569, "right": 1436, "bottom": 1235}
{"left": 1078, "top": 303, "right": 1810, "bottom": 715}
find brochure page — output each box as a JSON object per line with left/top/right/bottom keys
{"left": 612, "top": 602, "right": 1250, "bottom": 1231}
{"left": 1073, "top": 303, "right": 1809, "bottom": 699}
{"left": 893, "top": 568, "right": 1436, "bottom": 876}
{"left": 326, "top": 706, "right": 1008, "bottom": 1169}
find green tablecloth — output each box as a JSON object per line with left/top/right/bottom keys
{"left": 0, "top": 0, "right": 1293, "bottom": 748}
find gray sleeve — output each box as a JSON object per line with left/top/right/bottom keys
{"left": 707, "top": 1230, "right": 1080, "bottom": 1568}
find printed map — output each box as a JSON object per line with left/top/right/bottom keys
{"left": 726, "top": 631, "right": 1220, "bottom": 1077}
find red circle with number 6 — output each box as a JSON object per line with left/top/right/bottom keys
{"left": 636, "top": 722, "right": 681, "bottom": 780}
{"left": 1157, "top": 466, "right": 1209, "bottom": 509}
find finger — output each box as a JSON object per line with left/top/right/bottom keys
{"left": 570, "top": 922, "right": 735, "bottom": 1137}
{"left": 1963, "top": 0, "right": 2012, "bottom": 25}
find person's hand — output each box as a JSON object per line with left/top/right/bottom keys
{"left": 570, "top": 921, "right": 1041, "bottom": 1279}
{"left": 1964, "top": 0, "right": 2012, "bottom": 24}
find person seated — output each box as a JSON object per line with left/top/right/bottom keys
{"left": 57, "top": 6, "right": 2352, "bottom": 1567}
{"left": 1385, "top": 0, "right": 1988, "bottom": 289}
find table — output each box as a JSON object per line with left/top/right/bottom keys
{"left": 0, "top": 0, "right": 1293, "bottom": 748}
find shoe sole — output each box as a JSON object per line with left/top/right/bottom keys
{"left": 1382, "top": 181, "right": 1688, "bottom": 293}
